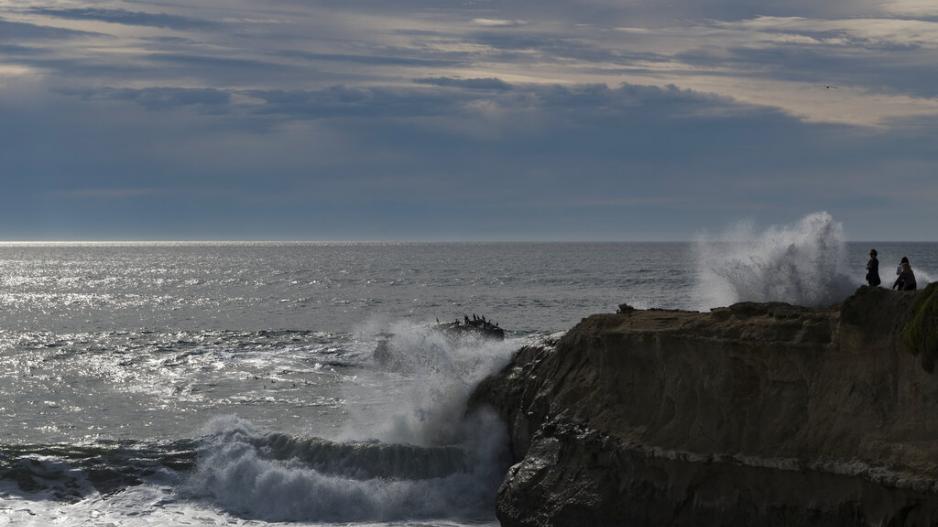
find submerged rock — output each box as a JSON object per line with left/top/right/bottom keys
{"left": 470, "top": 287, "right": 938, "bottom": 526}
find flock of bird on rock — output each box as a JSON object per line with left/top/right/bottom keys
{"left": 435, "top": 314, "right": 505, "bottom": 340}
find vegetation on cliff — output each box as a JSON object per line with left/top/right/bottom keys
{"left": 902, "top": 282, "right": 938, "bottom": 371}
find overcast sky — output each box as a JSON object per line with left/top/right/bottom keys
{"left": 1, "top": 0, "right": 937, "bottom": 240}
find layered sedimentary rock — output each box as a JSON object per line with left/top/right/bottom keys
{"left": 470, "top": 285, "right": 938, "bottom": 526}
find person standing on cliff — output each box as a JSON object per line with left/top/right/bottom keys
{"left": 893, "top": 256, "right": 917, "bottom": 291}
{"left": 866, "top": 249, "right": 881, "bottom": 287}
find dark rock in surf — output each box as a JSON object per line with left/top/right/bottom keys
{"left": 373, "top": 316, "right": 505, "bottom": 369}
{"left": 436, "top": 317, "right": 505, "bottom": 340}
{"left": 372, "top": 331, "right": 396, "bottom": 368}
{"left": 470, "top": 286, "right": 938, "bottom": 526}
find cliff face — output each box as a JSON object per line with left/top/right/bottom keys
{"left": 470, "top": 285, "right": 938, "bottom": 526}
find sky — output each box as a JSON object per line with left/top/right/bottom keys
{"left": 1, "top": 0, "right": 937, "bottom": 240}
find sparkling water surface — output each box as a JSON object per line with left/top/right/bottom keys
{"left": 1, "top": 241, "right": 935, "bottom": 526}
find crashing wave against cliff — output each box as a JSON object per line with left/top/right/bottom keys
{"left": 694, "top": 212, "right": 856, "bottom": 309}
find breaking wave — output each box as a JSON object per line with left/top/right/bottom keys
{"left": 184, "top": 321, "right": 523, "bottom": 522}
{"left": 0, "top": 440, "right": 193, "bottom": 502}
{"left": 0, "top": 321, "right": 521, "bottom": 523}
{"left": 346, "top": 319, "right": 520, "bottom": 445}
{"left": 186, "top": 413, "right": 508, "bottom": 522}
{"left": 694, "top": 212, "right": 857, "bottom": 309}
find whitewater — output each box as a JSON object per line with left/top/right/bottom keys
{"left": 1, "top": 214, "right": 936, "bottom": 526}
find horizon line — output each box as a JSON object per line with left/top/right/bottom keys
{"left": 0, "top": 239, "right": 936, "bottom": 245}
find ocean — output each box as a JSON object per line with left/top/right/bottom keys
{"left": 1, "top": 236, "right": 936, "bottom": 525}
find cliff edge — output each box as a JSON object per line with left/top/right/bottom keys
{"left": 470, "top": 284, "right": 938, "bottom": 526}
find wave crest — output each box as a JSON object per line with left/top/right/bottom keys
{"left": 694, "top": 212, "right": 857, "bottom": 309}
{"left": 186, "top": 414, "right": 508, "bottom": 522}
{"left": 183, "top": 319, "right": 524, "bottom": 522}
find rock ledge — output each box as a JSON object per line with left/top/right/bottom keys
{"left": 470, "top": 285, "right": 938, "bottom": 526}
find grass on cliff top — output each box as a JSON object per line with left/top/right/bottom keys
{"left": 902, "top": 283, "right": 938, "bottom": 366}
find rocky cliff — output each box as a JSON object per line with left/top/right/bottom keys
{"left": 470, "top": 284, "right": 938, "bottom": 526}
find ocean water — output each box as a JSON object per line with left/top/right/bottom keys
{"left": 1, "top": 234, "right": 936, "bottom": 525}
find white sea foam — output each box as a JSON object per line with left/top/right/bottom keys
{"left": 184, "top": 321, "right": 519, "bottom": 523}
{"left": 694, "top": 212, "right": 858, "bottom": 309}
{"left": 345, "top": 319, "right": 519, "bottom": 446}
{"left": 186, "top": 412, "right": 507, "bottom": 523}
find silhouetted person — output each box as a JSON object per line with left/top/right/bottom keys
{"left": 866, "top": 249, "right": 881, "bottom": 287}
{"left": 893, "top": 256, "right": 917, "bottom": 291}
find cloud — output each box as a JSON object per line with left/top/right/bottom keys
{"left": 63, "top": 87, "right": 232, "bottom": 111}
{"left": 414, "top": 77, "right": 514, "bottom": 91}
{"left": 2, "top": 0, "right": 938, "bottom": 238}
{"left": 144, "top": 53, "right": 286, "bottom": 71}
{"left": 244, "top": 85, "right": 463, "bottom": 119}
{"left": 462, "top": 29, "right": 668, "bottom": 65}
{"left": 0, "top": 44, "right": 47, "bottom": 56}
{"left": 68, "top": 80, "right": 755, "bottom": 125}
{"left": 4, "top": 2, "right": 936, "bottom": 124}
{"left": 3, "top": 72, "right": 938, "bottom": 239}
{"left": 716, "top": 16, "right": 938, "bottom": 49}
{"left": 472, "top": 18, "right": 527, "bottom": 27}
{"left": 882, "top": 0, "right": 938, "bottom": 17}
{"left": 678, "top": 44, "right": 938, "bottom": 98}
{"left": 279, "top": 50, "right": 463, "bottom": 67}
{"left": 27, "top": 8, "right": 218, "bottom": 30}
{"left": 0, "top": 17, "right": 103, "bottom": 40}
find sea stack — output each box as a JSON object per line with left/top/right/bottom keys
{"left": 470, "top": 284, "right": 938, "bottom": 526}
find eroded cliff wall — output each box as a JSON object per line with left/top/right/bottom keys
{"left": 470, "top": 285, "right": 938, "bottom": 526}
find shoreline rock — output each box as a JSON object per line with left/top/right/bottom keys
{"left": 470, "top": 285, "right": 938, "bottom": 526}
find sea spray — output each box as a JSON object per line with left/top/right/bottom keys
{"left": 694, "top": 212, "right": 857, "bottom": 309}
{"left": 186, "top": 320, "right": 519, "bottom": 522}
{"left": 343, "top": 319, "right": 519, "bottom": 446}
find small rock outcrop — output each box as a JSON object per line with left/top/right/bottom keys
{"left": 470, "top": 285, "right": 938, "bottom": 526}
{"left": 436, "top": 315, "right": 506, "bottom": 340}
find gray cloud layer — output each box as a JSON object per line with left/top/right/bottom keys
{"left": 0, "top": 0, "right": 936, "bottom": 239}
{"left": 28, "top": 7, "right": 218, "bottom": 29}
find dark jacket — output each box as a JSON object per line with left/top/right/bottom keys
{"left": 866, "top": 257, "right": 881, "bottom": 286}
{"left": 893, "top": 263, "right": 917, "bottom": 291}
